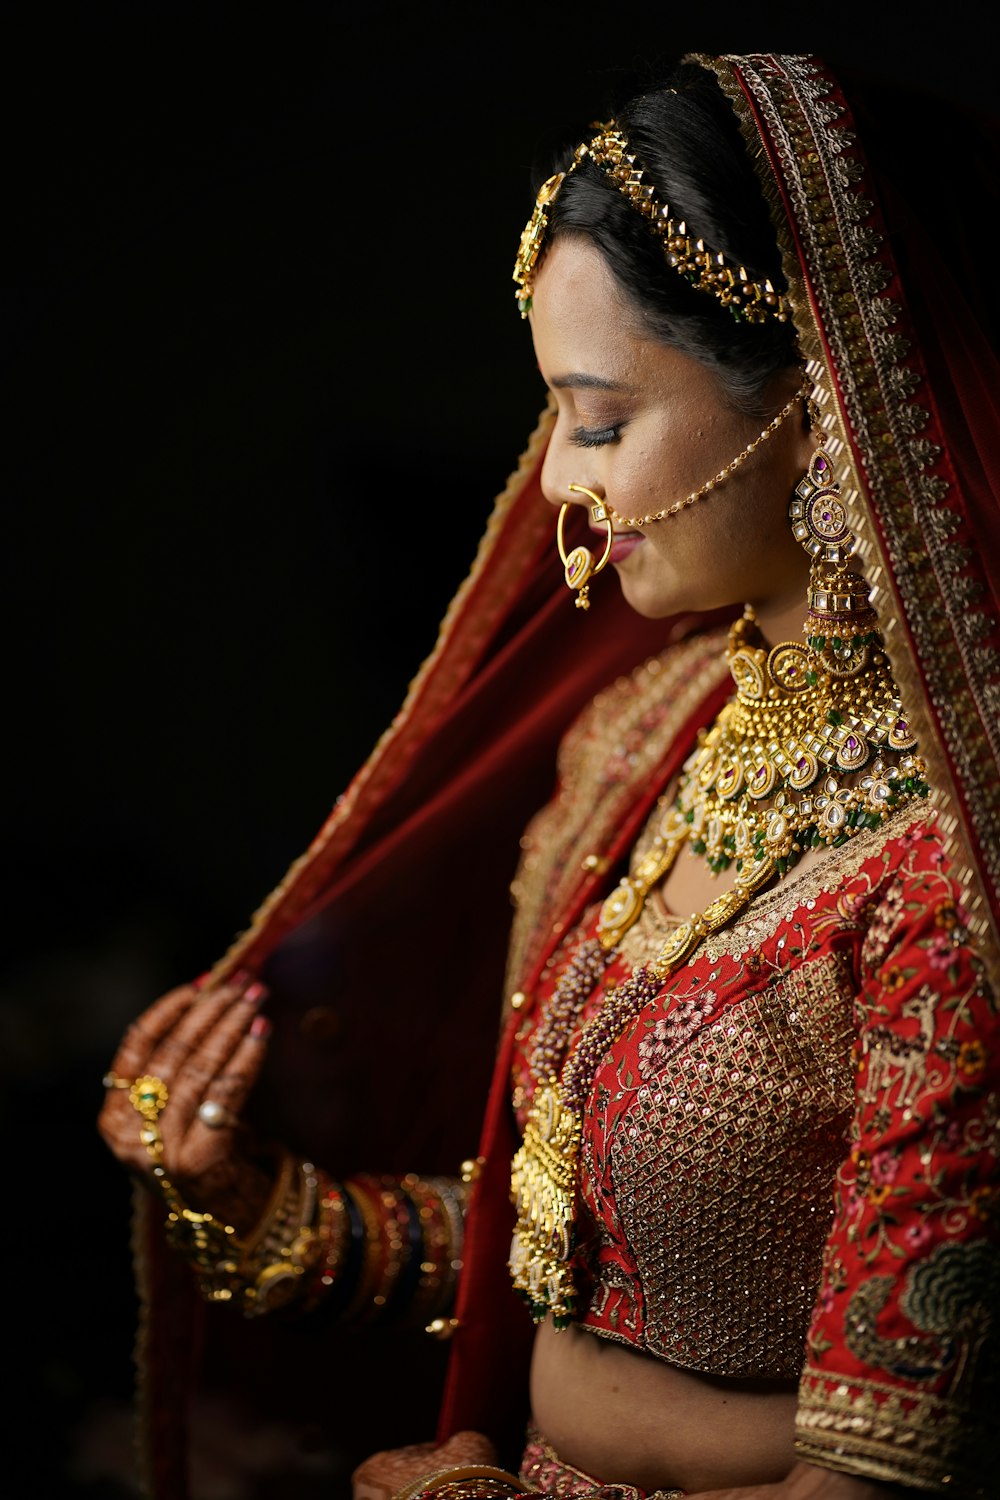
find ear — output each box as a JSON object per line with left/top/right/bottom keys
{"left": 794, "top": 399, "right": 818, "bottom": 472}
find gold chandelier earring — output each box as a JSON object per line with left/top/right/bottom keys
{"left": 788, "top": 436, "right": 880, "bottom": 681}
{"left": 556, "top": 485, "right": 614, "bottom": 610}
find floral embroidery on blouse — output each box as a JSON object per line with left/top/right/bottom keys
{"left": 636, "top": 991, "right": 717, "bottom": 1081}
{"left": 796, "top": 830, "right": 1000, "bottom": 1493}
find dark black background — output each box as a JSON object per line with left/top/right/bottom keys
{"left": 4, "top": 4, "right": 996, "bottom": 1495}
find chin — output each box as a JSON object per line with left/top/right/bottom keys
{"left": 614, "top": 570, "right": 691, "bottom": 620}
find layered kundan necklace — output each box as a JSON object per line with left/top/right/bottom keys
{"left": 594, "top": 602, "right": 926, "bottom": 970}
{"left": 509, "top": 447, "right": 931, "bottom": 1328}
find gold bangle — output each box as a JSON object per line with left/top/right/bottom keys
{"left": 402, "top": 1174, "right": 468, "bottom": 1327}
{"left": 240, "top": 1151, "right": 297, "bottom": 1260}
{"left": 241, "top": 1160, "right": 327, "bottom": 1318}
{"left": 341, "top": 1177, "right": 389, "bottom": 1322}
{"left": 373, "top": 1179, "right": 412, "bottom": 1312}
{"left": 391, "top": 1465, "right": 524, "bottom": 1500}
{"left": 299, "top": 1180, "right": 352, "bottom": 1312}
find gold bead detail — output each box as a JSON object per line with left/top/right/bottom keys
{"left": 425, "top": 1316, "right": 461, "bottom": 1339}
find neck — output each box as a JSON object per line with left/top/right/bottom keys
{"left": 746, "top": 580, "right": 809, "bottom": 650}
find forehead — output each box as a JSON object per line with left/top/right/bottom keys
{"left": 530, "top": 237, "right": 640, "bottom": 363}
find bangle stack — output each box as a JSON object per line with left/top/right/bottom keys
{"left": 165, "top": 1150, "right": 333, "bottom": 1316}
{"left": 298, "top": 1178, "right": 353, "bottom": 1313}
{"left": 336, "top": 1172, "right": 470, "bottom": 1328}
{"left": 124, "top": 1074, "right": 337, "bottom": 1314}
{"left": 122, "top": 1072, "right": 470, "bottom": 1326}
{"left": 339, "top": 1173, "right": 398, "bottom": 1322}
{"left": 401, "top": 1174, "right": 469, "bottom": 1330}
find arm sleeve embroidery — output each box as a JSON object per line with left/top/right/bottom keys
{"left": 795, "top": 829, "right": 1000, "bottom": 1495}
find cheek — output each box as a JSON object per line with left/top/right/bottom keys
{"left": 734, "top": 463, "right": 798, "bottom": 544}
{"left": 611, "top": 447, "right": 664, "bottom": 511}
{"left": 615, "top": 427, "right": 715, "bottom": 511}
{"left": 641, "top": 511, "right": 712, "bottom": 567}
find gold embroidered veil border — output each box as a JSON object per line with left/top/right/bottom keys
{"left": 699, "top": 53, "right": 1000, "bottom": 995}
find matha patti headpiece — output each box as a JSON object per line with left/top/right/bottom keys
{"left": 513, "top": 125, "right": 791, "bottom": 326}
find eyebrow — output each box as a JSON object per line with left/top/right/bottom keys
{"left": 548, "top": 372, "right": 635, "bottom": 393}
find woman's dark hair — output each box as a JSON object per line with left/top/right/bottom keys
{"left": 534, "top": 59, "right": 802, "bottom": 415}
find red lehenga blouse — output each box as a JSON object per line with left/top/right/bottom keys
{"left": 500, "top": 632, "right": 999, "bottom": 1490}
{"left": 128, "top": 54, "right": 1000, "bottom": 1500}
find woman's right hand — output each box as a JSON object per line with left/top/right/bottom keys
{"left": 97, "top": 970, "right": 276, "bottom": 1235}
{"left": 352, "top": 1431, "right": 502, "bottom": 1500}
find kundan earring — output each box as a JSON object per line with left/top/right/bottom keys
{"left": 789, "top": 435, "right": 881, "bottom": 681}
{"left": 556, "top": 485, "right": 614, "bottom": 610}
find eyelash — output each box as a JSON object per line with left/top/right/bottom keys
{"left": 568, "top": 423, "right": 624, "bottom": 449}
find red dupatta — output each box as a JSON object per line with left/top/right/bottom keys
{"left": 131, "top": 408, "right": 681, "bottom": 1496}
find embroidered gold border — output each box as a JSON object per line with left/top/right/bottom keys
{"left": 697, "top": 53, "right": 1000, "bottom": 997}
{"left": 797, "top": 1366, "right": 988, "bottom": 1494}
{"left": 697, "top": 803, "right": 924, "bottom": 965}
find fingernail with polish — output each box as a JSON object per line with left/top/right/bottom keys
{"left": 232, "top": 968, "right": 252, "bottom": 987}
{"left": 192, "top": 971, "right": 211, "bottom": 992}
{"left": 250, "top": 1015, "right": 272, "bottom": 1041}
{"left": 243, "top": 982, "right": 269, "bottom": 1006}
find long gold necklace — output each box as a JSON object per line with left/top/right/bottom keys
{"left": 509, "top": 606, "right": 929, "bottom": 1328}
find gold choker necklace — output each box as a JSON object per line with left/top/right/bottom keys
{"left": 597, "top": 609, "right": 927, "bottom": 972}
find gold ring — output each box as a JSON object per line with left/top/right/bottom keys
{"left": 127, "top": 1074, "right": 170, "bottom": 1121}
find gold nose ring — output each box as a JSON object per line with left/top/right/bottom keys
{"left": 556, "top": 486, "right": 614, "bottom": 610}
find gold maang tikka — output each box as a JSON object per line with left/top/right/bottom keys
{"left": 513, "top": 125, "right": 791, "bottom": 326}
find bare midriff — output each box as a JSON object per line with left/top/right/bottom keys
{"left": 530, "top": 1319, "right": 799, "bottom": 1493}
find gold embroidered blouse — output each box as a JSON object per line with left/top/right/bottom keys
{"left": 508, "top": 639, "right": 1000, "bottom": 1495}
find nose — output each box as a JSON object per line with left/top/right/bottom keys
{"left": 540, "top": 447, "right": 603, "bottom": 515}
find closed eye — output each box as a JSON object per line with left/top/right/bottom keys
{"left": 569, "top": 423, "right": 624, "bottom": 448}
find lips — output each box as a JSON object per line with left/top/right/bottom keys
{"left": 593, "top": 528, "right": 644, "bottom": 564}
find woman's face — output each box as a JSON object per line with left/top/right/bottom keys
{"left": 530, "top": 236, "right": 814, "bottom": 624}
